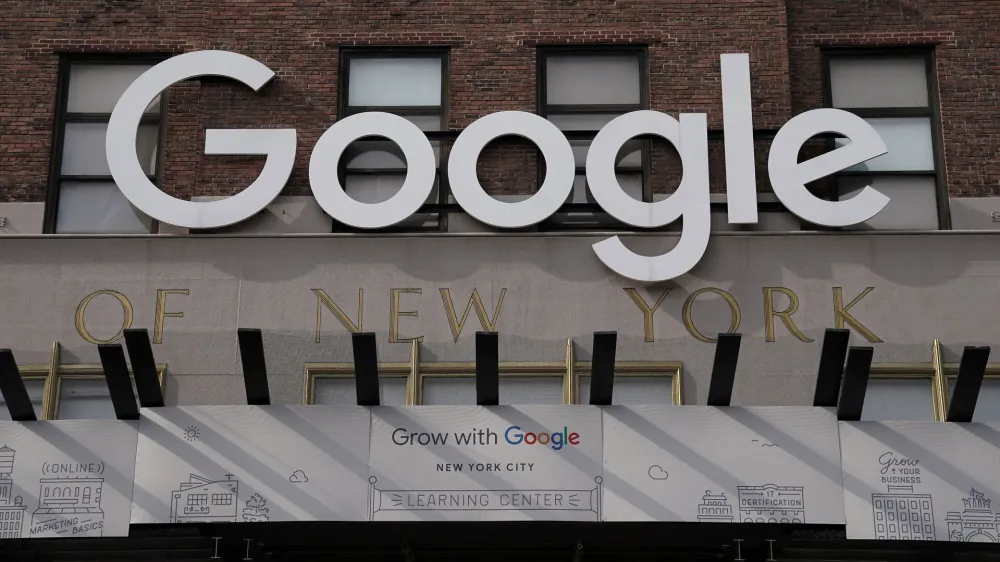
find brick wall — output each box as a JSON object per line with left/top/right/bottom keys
{"left": 0, "top": 0, "right": 995, "bottom": 208}
{"left": 787, "top": 0, "right": 1000, "bottom": 197}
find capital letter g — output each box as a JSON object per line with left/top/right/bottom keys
{"left": 106, "top": 51, "right": 296, "bottom": 229}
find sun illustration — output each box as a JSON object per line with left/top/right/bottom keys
{"left": 183, "top": 425, "right": 201, "bottom": 442}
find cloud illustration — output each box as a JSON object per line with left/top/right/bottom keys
{"left": 647, "top": 465, "right": 669, "bottom": 480}
{"left": 289, "top": 469, "right": 309, "bottom": 483}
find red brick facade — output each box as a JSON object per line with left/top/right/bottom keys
{"left": 0, "top": 1, "right": 997, "bottom": 205}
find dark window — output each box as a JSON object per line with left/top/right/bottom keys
{"left": 537, "top": 47, "right": 648, "bottom": 229}
{"left": 46, "top": 58, "right": 167, "bottom": 233}
{"left": 337, "top": 49, "right": 449, "bottom": 232}
{"left": 823, "top": 51, "right": 946, "bottom": 230}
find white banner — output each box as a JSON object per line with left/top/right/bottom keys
{"left": 602, "top": 406, "right": 845, "bottom": 524}
{"left": 13, "top": 405, "right": 1000, "bottom": 534}
{"left": 131, "top": 406, "right": 371, "bottom": 523}
{"left": 0, "top": 420, "right": 138, "bottom": 538}
{"left": 368, "top": 406, "right": 603, "bottom": 521}
{"left": 840, "top": 421, "right": 1000, "bottom": 542}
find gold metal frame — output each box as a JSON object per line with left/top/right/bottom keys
{"left": 7, "top": 342, "right": 167, "bottom": 420}
{"left": 419, "top": 360, "right": 569, "bottom": 404}
{"left": 861, "top": 339, "right": 946, "bottom": 421}
{"left": 941, "top": 355, "right": 1000, "bottom": 419}
{"left": 943, "top": 365, "right": 1000, "bottom": 381}
{"left": 303, "top": 339, "right": 684, "bottom": 406}
{"left": 303, "top": 364, "right": 413, "bottom": 405}
{"left": 50, "top": 364, "right": 167, "bottom": 420}
{"left": 13, "top": 364, "right": 50, "bottom": 419}
{"left": 304, "top": 340, "right": 417, "bottom": 405}
{"left": 571, "top": 361, "right": 684, "bottom": 405}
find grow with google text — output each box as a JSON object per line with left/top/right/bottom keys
{"left": 391, "top": 426, "right": 581, "bottom": 450}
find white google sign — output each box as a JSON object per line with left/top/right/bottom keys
{"left": 106, "top": 51, "right": 889, "bottom": 282}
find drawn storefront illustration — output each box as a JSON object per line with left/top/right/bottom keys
{"left": 169, "top": 474, "right": 239, "bottom": 523}
{"left": 0, "top": 446, "right": 25, "bottom": 538}
{"left": 947, "top": 489, "right": 1000, "bottom": 543}
{"left": 30, "top": 477, "right": 105, "bottom": 537}
{"left": 696, "top": 490, "right": 734, "bottom": 523}
{"left": 872, "top": 485, "right": 935, "bottom": 540}
{"left": 737, "top": 484, "right": 805, "bottom": 523}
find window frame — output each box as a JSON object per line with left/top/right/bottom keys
{"left": 0, "top": 342, "right": 168, "bottom": 420}
{"left": 419, "top": 362, "right": 571, "bottom": 406}
{"left": 860, "top": 364, "right": 941, "bottom": 422}
{"left": 302, "top": 339, "right": 684, "bottom": 406}
{"left": 536, "top": 45, "right": 650, "bottom": 229}
{"left": 572, "top": 361, "right": 683, "bottom": 406}
{"left": 50, "top": 363, "right": 167, "bottom": 420}
{"left": 336, "top": 48, "right": 451, "bottom": 233}
{"left": 44, "top": 54, "right": 170, "bottom": 234}
{"left": 944, "top": 362, "right": 1000, "bottom": 422}
{"left": 820, "top": 48, "right": 950, "bottom": 230}
{"left": 0, "top": 365, "right": 49, "bottom": 422}
{"left": 304, "top": 363, "right": 414, "bottom": 405}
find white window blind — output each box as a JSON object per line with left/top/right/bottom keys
{"left": 313, "top": 377, "right": 408, "bottom": 406}
{"left": 55, "top": 63, "right": 160, "bottom": 234}
{"left": 0, "top": 379, "right": 45, "bottom": 421}
{"left": 860, "top": 379, "right": 935, "bottom": 421}
{"left": 828, "top": 56, "right": 939, "bottom": 230}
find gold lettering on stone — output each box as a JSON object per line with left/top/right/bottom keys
{"left": 312, "top": 289, "right": 363, "bottom": 343}
{"left": 439, "top": 288, "right": 507, "bottom": 343}
{"left": 154, "top": 289, "right": 189, "bottom": 344}
{"left": 833, "top": 286, "right": 883, "bottom": 343}
{"left": 763, "top": 287, "right": 813, "bottom": 343}
{"left": 624, "top": 287, "right": 672, "bottom": 342}
{"left": 74, "top": 289, "right": 134, "bottom": 344}
{"left": 390, "top": 288, "right": 423, "bottom": 343}
{"left": 682, "top": 287, "right": 741, "bottom": 343}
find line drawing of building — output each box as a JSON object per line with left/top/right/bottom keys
{"left": 30, "top": 477, "right": 105, "bottom": 537}
{"left": 696, "top": 490, "right": 734, "bottom": 523}
{"left": 946, "top": 488, "right": 1000, "bottom": 542}
{"left": 169, "top": 473, "right": 239, "bottom": 523}
{"left": 872, "top": 485, "right": 935, "bottom": 540}
{"left": 737, "top": 484, "right": 805, "bottom": 523}
{"left": 0, "top": 446, "right": 26, "bottom": 538}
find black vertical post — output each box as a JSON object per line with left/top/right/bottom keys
{"left": 238, "top": 329, "right": 270, "bottom": 406}
{"left": 837, "top": 347, "right": 874, "bottom": 421}
{"left": 476, "top": 332, "right": 499, "bottom": 406}
{"left": 947, "top": 346, "right": 991, "bottom": 423}
{"left": 0, "top": 350, "right": 37, "bottom": 421}
{"left": 589, "top": 332, "right": 617, "bottom": 406}
{"left": 813, "top": 329, "right": 851, "bottom": 407}
{"left": 707, "top": 333, "right": 741, "bottom": 407}
{"left": 123, "top": 329, "right": 164, "bottom": 408}
{"left": 352, "top": 332, "right": 380, "bottom": 406}
{"left": 98, "top": 344, "right": 140, "bottom": 421}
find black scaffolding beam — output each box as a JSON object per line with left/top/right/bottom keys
{"left": 813, "top": 329, "right": 851, "bottom": 408}
{"left": 589, "top": 331, "right": 618, "bottom": 406}
{"left": 352, "top": 332, "right": 381, "bottom": 406}
{"left": 123, "top": 329, "right": 164, "bottom": 408}
{"left": 947, "top": 346, "right": 992, "bottom": 423}
{"left": 98, "top": 344, "right": 140, "bottom": 421}
{"left": 707, "top": 333, "right": 742, "bottom": 407}
{"left": 837, "top": 347, "right": 874, "bottom": 421}
{"left": 0, "top": 349, "right": 37, "bottom": 421}
{"left": 238, "top": 328, "right": 270, "bottom": 406}
{"left": 476, "top": 332, "right": 499, "bottom": 406}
